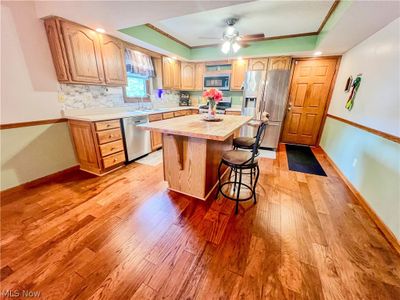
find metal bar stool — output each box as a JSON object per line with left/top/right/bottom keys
{"left": 217, "top": 117, "right": 268, "bottom": 214}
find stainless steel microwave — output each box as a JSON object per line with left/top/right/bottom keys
{"left": 203, "top": 74, "right": 230, "bottom": 91}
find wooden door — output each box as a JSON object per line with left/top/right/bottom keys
{"left": 181, "top": 62, "right": 195, "bottom": 90}
{"left": 61, "top": 21, "right": 105, "bottom": 84}
{"left": 194, "top": 63, "right": 205, "bottom": 91}
{"left": 100, "top": 35, "right": 127, "bottom": 85}
{"left": 162, "top": 57, "right": 174, "bottom": 89}
{"left": 282, "top": 58, "right": 338, "bottom": 145}
{"left": 230, "top": 59, "right": 248, "bottom": 90}
{"left": 268, "top": 57, "right": 291, "bottom": 70}
{"left": 249, "top": 58, "right": 268, "bottom": 71}
{"left": 172, "top": 60, "right": 181, "bottom": 90}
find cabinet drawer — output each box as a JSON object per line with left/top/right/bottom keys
{"left": 149, "top": 113, "right": 163, "bottom": 122}
{"left": 225, "top": 111, "right": 241, "bottom": 116}
{"left": 174, "top": 110, "right": 186, "bottom": 117}
{"left": 99, "top": 140, "right": 124, "bottom": 157}
{"left": 95, "top": 119, "right": 120, "bottom": 131}
{"left": 97, "top": 129, "right": 122, "bottom": 144}
{"left": 162, "top": 112, "right": 174, "bottom": 119}
{"left": 102, "top": 151, "right": 125, "bottom": 169}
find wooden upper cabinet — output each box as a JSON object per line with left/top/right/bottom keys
{"left": 60, "top": 20, "right": 105, "bottom": 84}
{"left": 162, "top": 57, "right": 181, "bottom": 90}
{"left": 172, "top": 60, "right": 181, "bottom": 90}
{"left": 162, "top": 57, "right": 174, "bottom": 89}
{"left": 249, "top": 58, "right": 268, "bottom": 71}
{"left": 194, "top": 63, "right": 205, "bottom": 91}
{"left": 230, "top": 59, "right": 248, "bottom": 90}
{"left": 268, "top": 57, "right": 292, "bottom": 70}
{"left": 100, "top": 35, "right": 127, "bottom": 85}
{"left": 44, "top": 18, "right": 70, "bottom": 82}
{"left": 180, "top": 62, "right": 195, "bottom": 90}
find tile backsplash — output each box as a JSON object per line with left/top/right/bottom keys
{"left": 59, "top": 84, "right": 180, "bottom": 112}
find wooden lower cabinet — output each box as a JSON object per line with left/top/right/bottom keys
{"left": 225, "top": 110, "right": 241, "bottom": 116}
{"left": 149, "top": 109, "right": 193, "bottom": 151}
{"left": 68, "top": 119, "right": 126, "bottom": 175}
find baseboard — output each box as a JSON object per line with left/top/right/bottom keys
{"left": 319, "top": 147, "right": 400, "bottom": 255}
{"left": 1, "top": 165, "right": 80, "bottom": 200}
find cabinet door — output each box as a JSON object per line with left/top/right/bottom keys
{"left": 268, "top": 57, "right": 292, "bottom": 70}
{"left": 173, "top": 60, "right": 181, "bottom": 90}
{"left": 162, "top": 57, "right": 173, "bottom": 89}
{"left": 61, "top": 21, "right": 105, "bottom": 84}
{"left": 44, "top": 18, "right": 70, "bottom": 82}
{"left": 100, "top": 35, "right": 127, "bottom": 85}
{"left": 180, "top": 62, "right": 195, "bottom": 90}
{"left": 230, "top": 59, "right": 248, "bottom": 90}
{"left": 151, "top": 132, "right": 163, "bottom": 150}
{"left": 194, "top": 63, "right": 205, "bottom": 91}
{"left": 249, "top": 58, "right": 268, "bottom": 71}
{"left": 68, "top": 120, "right": 100, "bottom": 171}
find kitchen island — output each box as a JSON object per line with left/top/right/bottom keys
{"left": 139, "top": 114, "right": 252, "bottom": 200}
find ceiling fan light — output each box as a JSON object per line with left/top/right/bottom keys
{"left": 221, "top": 41, "right": 231, "bottom": 54}
{"left": 225, "top": 26, "right": 236, "bottom": 36}
{"left": 232, "top": 42, "right": 241, "bottom": 53}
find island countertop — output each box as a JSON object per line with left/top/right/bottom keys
{"left": 138, "top": 114, "right": 252, "bottom": 141}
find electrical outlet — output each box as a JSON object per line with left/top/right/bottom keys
{"left": 58, "top": 94, "right": 65, "bottom": 103}
{"left": 352, "top": 158, "right": 358, "bottom": 167}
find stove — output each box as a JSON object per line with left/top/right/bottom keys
{"left": 198, "top": 97, "right": 232, "bottom": 114}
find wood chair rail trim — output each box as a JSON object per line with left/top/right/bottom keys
{"left": 0, "top": 118, "right": 67, "bottom": 130}
{"left": 327, "top": 114, "right": 400, "bottom": 144}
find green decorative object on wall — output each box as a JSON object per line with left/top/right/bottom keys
{"left": 345, "top": 75, "right": 362, "bottom": 111}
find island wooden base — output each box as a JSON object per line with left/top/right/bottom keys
{"left": 162, "top": 133, "right": 233, "bottom": 201}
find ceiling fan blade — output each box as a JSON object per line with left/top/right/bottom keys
{"left": 241, "top": 33, "right": 265, "bottom": 41}
{"left": 239, "top": 42, "right": 250, "bottom": 48}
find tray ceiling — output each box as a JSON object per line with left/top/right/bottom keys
{"left": 153, "top": 0, "right": 335, "bottom": 47}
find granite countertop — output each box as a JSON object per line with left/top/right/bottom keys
{"left": 65, "top": 106, "right": 198, "bottom": 122}
{"left": 139, "top": 114, "right": 252, "bottom": 141}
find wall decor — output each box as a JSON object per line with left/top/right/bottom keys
{"left": 344, "top": 76, "right": 353, "bottom": 92}
{"left": 345, "top": 74, "right": 362, "bottom": 111}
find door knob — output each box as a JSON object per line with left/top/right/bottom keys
{"left": 288, "top": 103, "right": 292, "bottom": 111}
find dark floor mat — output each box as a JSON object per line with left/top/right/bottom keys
{"left": 285, "top": 144, "right": 327, "bottom": 176}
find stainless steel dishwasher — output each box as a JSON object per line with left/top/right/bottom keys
{"left": 121, "top": 115, "right": 151, "bottom": 162}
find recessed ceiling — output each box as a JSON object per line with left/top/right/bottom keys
{"left": 153, "top": 0, "right": 335, "bottom": 47}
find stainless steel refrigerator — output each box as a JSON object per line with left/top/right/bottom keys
{"left": 241, "top": 69, "right": 291, "bottom": 149}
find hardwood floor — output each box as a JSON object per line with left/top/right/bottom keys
{"left": 1, "top": 144, "right": 399, "bottom": 299}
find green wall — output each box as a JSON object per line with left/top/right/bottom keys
{"left": 120, "top": 25, "right": 191, "bottom": 59}
{"left": 120, "top": 26, "right": 318, "bottom": 61}
{"left": 320, "top": 117, "right": 400, "bottom": 239}
{"left": 1, "top": 123, "right": 77, "bottom": 191}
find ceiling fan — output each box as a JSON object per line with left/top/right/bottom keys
{"left": 200, "top": 18, "right": 265, "bottom": 54}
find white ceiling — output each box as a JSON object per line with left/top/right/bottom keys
{"left": 153, "top": 0, "right": 335, "bottom": 47}
{"left": 33, "top": 0, "right": 251, "bottom": 53}
{"left": 32, "top": 0, "right": 400, "bottom": 58}
{"left": 317, "top": 0, "right": 400, "bottom": 55}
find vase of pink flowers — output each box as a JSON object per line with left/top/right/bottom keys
{"left": 203, "top": 88, "right": 223, "bottom": 119}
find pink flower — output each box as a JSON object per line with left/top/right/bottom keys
{"left": 203, "top": 88, "right": 223, "bottom": 102}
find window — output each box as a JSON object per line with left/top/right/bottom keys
{"left": 125, "top": 74, "right": 148, "bottom": 98}
{"left": 123, "top": 48, "right": 155, "bottom": 103}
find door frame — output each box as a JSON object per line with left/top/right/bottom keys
{"left": 282, "top": 56, "right": 341, "bottom": 147}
